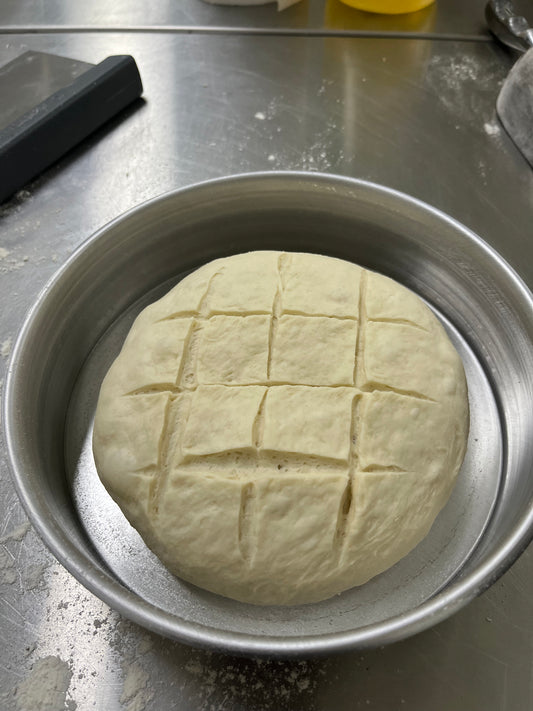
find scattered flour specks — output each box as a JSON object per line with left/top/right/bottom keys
{"left": 183, "top": 654, "right": 321, "bottom": 710}
{"left": 0, "top": 254, "right": 29, "bottom": 273}
{"left": 484, "top": 120, "right": 501, "bottom": 137}
{"left": 0, "top": 522, "right": 32, "bottom": 585}
{"left": 120, "top": 662, "right": 153, "bottom": 711}
{"left": 0, "top": 548, "right": 17, "bottom": 585}
{"left": 0, "top": 247, "right": 10, "bottom": 259}
{"left": 0, "top": 520, "right": 31, "bottom": 543}
{"left": 24, "top": 642, "right": 37, "bottom": 658}
{"left": 14, "top": 656, "right": 74, "bottom": 711}
{"left": 24, "top": 561, "right": 50, "bottom": 591}
{"left": 110, "top": 625, "right": 155, "bottom": 711}
{"left": 136, "top": 636, "right": 154, "bottom": 656}
{"left": 254, "top": 112, "right": 266, "bottom": 120}
{"left": 1, "top": 337, "right": 12, "bottom": 358}
{"left": 426, "top": 54, "right": 506, "bottom": 124}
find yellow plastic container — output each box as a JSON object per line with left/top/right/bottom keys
{"left": 338, "top": 0, "right": 434, "bottom": 13}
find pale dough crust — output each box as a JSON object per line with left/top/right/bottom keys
{"left": 93, "top": 251, "right": 469, "bottom": 605}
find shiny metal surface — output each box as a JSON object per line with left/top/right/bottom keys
{"left": 8, "top": 172, "right": 518, "bottom": 655}
{"left": 0, "top": 0, "right": 531, "bottom": 36}
{"left": 0, "top": 51, "right": 92, "bottom": 130}
{"left": 1, "top": 20, "right": 533, "bottom": 711}
{"left": 496, "top": 48, "right": 533, "bottom": 167}
{"left": 486, "top": 0, "right": 533, "bottom": 51}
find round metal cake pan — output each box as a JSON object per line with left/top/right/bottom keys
{"left": 4, "top": 172, "right": 533, "bottom": 657}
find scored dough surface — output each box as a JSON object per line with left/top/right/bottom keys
{"left": 93, "top": 251, "right": 469, "bottom": 605}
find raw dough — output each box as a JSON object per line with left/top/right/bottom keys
{"left": 93, "top": 251, "right": 469, "bottom": 605}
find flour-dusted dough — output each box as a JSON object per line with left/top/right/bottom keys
{"left": 93, "top": 251, "right": 469, "bottom": 605}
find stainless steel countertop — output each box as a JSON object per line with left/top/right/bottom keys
{"left": 1, "top": 6, "right": 532, "bottom": 710}
{"left": 0, "top": 0, "right": 530, "bottom": 36}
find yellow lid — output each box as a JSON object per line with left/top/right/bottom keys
{"left": 338, "top": 0, "right": 435, "bottom": 13}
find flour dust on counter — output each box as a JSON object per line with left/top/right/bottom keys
{"left": 13, "top": 655, "right": 75, "bottom": 711}
{"left": 249, "top": 89, "right": 344, "bottom": 173}
{"left": 23, "top": 560, "right": 51, "bottom": 591}
{"left": 166, "top": 649, "right": 326, "bottom": 711}
{"left": 0, "top": 189, "right": 34, "bottom": 221}
{"left": 425, "top": 50, "right": 508, "bottom": 129}
{"left": 12, "top": 563, "right": 124, "bottom": 711}
{"left": 0, "top": 547, "right": 17, "bottom": 585}
{"left": 0, "top": 518, "right": 52, "bottom": 596}
{"left": 93, "top": 614, "right": 328, "bottom": 711}
{"left": 1, "top": 336, "right": 12, "bottom": 359}
{"left": 484, "top": 120, "right": 501, "bottom": 137}
{"left": 106, "top": 619, "right": 156, "bottom": 711}
{"left": 119, "top": 661, "right": 153, "bottom": 711}
{"left": 0, "top": 520, "right": 31, "bottom": 543}
{"left": 0, "top": 255, "right": 30, "bottom": 274}
{"left": 0, "top": 520, "right": 31, "bottom": 584}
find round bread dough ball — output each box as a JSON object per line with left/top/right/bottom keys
{"left": 93, "top": 251, "right": 469, "bottom": 605}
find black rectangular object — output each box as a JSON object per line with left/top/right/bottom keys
{"left": 0, "top": 52, "right": 143, "bottom": 203}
